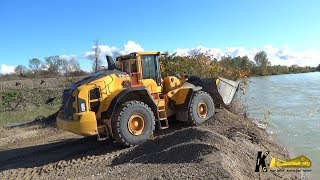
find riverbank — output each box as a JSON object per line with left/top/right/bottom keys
{"left": 0, "top": 105, "right": 302, "bottom": 179}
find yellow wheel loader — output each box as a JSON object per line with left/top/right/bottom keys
{"left": 57, "top": 52, "right": 239, "bottom": 146}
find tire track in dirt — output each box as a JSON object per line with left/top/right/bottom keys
{"left": 0, "top": 126, "right": 127, "bottom": 180}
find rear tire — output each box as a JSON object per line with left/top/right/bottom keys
{"left": 111, "top": 101, "right": 155, "bottom": 146}
{"left": 188, "top": 91, "right": 214, "bottom": 125}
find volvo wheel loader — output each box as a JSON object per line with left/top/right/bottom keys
{"left": 57, "top": 52, "right": 239, "bottom": 146}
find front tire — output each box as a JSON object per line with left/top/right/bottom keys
{"left": 111, "top": 101, "right": 155, "bottom": 146}
{"left": 188, "top": 91, "right": 215, "bottom": 125}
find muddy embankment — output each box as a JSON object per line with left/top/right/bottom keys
{"left": 0, "top": 104, "right": 300, "bottom": 179}
{"left": 0, "top": 77, "right": 84, "bottom": 112}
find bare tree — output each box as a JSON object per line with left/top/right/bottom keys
{"left": 44, "top": 56, "right": 64, "bottom": 75}
{"left": 112, "top": 49, "right": 121, "bottom": 59}
{"left": 61, "top": 57, "right": 81, "bottom": 76}
{"left": 69, "top": 57, "right": 81, "bottom": 72}
{"left": 14, "top": 65, "right": 27, "bottom": 75}
{"left": 29, "top": 58, "right": 42, "bottom": 73}
{"left": 91, "top": 40, "right": 102, "bottom": 72}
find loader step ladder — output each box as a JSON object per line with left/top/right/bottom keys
{"left": 155, "top": 94, "right": 169, "bottom": 129}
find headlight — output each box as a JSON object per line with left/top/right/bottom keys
{"left": 78, "top": 98, "right": 86, "bottom": 112}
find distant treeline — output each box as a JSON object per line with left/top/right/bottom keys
{"left": 219, "top": 51, "right": 319, "bottom": 76}
{"left": 0, "top": 56, "right": 89, "bottom": 80}
{"left": 160, "top": 51, "right": 320, "bottom": 80}
{"left": 1, "top": 51, "right": 320, "bottom": 80}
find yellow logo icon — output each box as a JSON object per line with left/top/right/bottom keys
{"left": 269, "top": 155, "right": 312, "bottom": 168}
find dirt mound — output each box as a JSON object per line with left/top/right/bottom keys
{"left": 0, "top": 109, "right": 300, "bottom": 179}
{"left": 110, "top": 120, "right": 298, "bottom": 179}
{"left": 113, "top": 128, "right": 219, "bottom": 165}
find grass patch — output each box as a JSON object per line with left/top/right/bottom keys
{"left": 0, "top": 105, "right": 60, "bottom": 126}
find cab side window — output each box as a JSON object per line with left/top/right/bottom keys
{"left": 130, "top": 59, "right": 137, "bottom": 72}
{"left": 141, "top": 55, "right": 157, "bottom": 80}
{"left": 122, "top": 59, "right": 137, "bottom": 74}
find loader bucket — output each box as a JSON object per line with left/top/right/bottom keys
{"left": 187, "top": 76, "right": 239, "bottom": 107}
{"left": 216, "top": 77, "right": 239, "bottom": 105}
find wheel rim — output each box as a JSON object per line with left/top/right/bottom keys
{"left": 197, "top": 102, "right": 208, "bottom": 118}
{"left": 128, "top": 114, "right": 145, "bottom": 135}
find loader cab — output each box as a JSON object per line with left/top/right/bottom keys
{"left": 117, "top": 52, "right": 162, "bottom": 87}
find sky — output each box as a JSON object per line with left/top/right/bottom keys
{"left": 0, "top": 0, "right": 320, "bottom": 73}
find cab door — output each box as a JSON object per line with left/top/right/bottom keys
{"left": 140, "top": 54, "right": 162, "bottom": 94}
{"left": 121, "top": 58, "right": 142, "bottom": 87}
{"left": 141, "top": 55, "right": 161, "bottom": 86}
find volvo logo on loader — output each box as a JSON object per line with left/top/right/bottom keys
{"left": 56, "top": 51, "right": 239, "bottom": 146}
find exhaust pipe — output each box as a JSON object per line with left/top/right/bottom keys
{"left": 106, "top": 55, "right": 116, "bottom": 70}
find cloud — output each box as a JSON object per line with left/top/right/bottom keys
{"left": 121, "top": 40, "right": 144, "bottom": 54}
{"left": 79, "top": 41, "right": 319, "bottom": 69}
{"left": 0, "top": 64, "right": 15, "bottom": 74}
{"left": 82, "top": 41, "right": 144, "bottom": 66}
{"left": 173, "top": 45, "right": 320, "bottom": 67}
{"left": 264, "top": 45, "right": 320, "bottom": 67}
